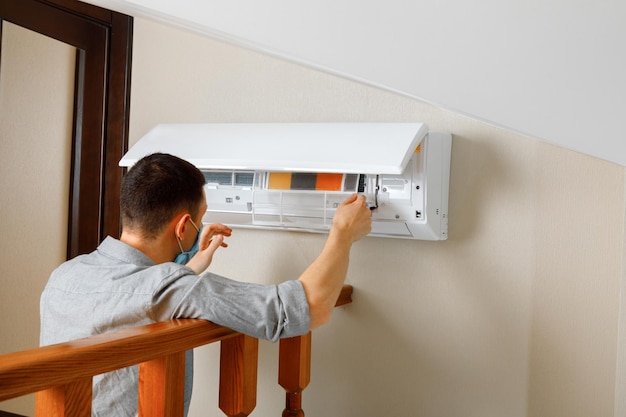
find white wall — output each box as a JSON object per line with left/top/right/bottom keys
{"left": 128, "top": 18, "right": 626, "bottom": 417}
{"left": 83, "top": 0, "right": 626, "bottom": 166}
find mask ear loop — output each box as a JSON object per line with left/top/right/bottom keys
{"left": 176, "top": 218, "right": 200, "bottom": 254}
{"left": 176, "top": 234, "right": 185, "bottom": 254}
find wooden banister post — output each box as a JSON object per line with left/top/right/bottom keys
{"left": 138, "top": 351, "right": 186, "bottom": 417}
{"left": 276, "top": 286, "right": 351, "bottom": 416}
{"left": 219, "top": 335, "right": 259, "bottom": 417}
{"left": 278, "top": 332, "right": 312, "bottom": 417}
{"left": 35, "top": 377, "right": 92, "bottom": 417}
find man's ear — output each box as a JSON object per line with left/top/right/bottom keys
{"left": 173, "top": 213, "right": 191, "bottom": 240}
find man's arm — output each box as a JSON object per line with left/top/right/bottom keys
{"left": 298, "top": 194, "right": 372, "bottom": 329}
{"left": 186, "top": 194, "right": 371, "bottom": 329}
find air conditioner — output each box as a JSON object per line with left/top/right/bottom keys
{"left": 120, "top": 123, "right": 452, "bottom": 240}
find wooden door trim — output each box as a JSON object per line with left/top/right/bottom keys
{"left": 0, "top": 0, "right": 132, "bottom": 258}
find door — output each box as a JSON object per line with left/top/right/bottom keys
{"left": 0, "top": 1, "right": 132, "bottom": 414}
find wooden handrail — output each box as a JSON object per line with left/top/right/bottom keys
{"left": 0, "top": 284, "right": 353, "bottom": 417}
{"left": 0, "top": 320, "right": 238, "bottom": 402}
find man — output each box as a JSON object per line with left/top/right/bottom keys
{"left": 40, "top": 152, "right": 372, "bottom": 416}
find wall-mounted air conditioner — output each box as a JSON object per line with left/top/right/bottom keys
{"left": 120, "top": 123, "right": 452, "bottom": 240}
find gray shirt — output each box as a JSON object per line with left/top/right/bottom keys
{"left": 40, "top": 236, "right": 310, "bottom": 416}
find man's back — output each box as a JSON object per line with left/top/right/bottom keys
{"left": 40, "top": 236, "right": 310, "bottom": 416}
{"left": 40, "top": 237, "right": 195, "bottom": 416}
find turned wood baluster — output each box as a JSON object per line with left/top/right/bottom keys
{"left": 278, "top": 332, "right": 312, "bottom": 417}
{"left": 138, "top": 351, "right": 187, "bottom": 417}
{"left": 219, "top": 334, "right": 259, "bottom": 417}
{"left": 35, "top": 377, "right": 92, "bottom": 417}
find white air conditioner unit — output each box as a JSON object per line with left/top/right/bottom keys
{"left": 120, "top": 123, "right": 452, "bottom": 240}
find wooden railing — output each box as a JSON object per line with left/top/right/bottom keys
{"left": 0, "top": 285, "right": 353, "bottom": 417}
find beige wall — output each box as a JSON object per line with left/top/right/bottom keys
{"left": 1, "top": 14, "right": 625, "bottom": 417}
{"left": 0, "top": 23, "right": 74, "bottom": 414}
{"left": 128, "top": 18, "right": 626, "bottom": 417}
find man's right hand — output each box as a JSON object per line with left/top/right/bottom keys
{"left": 331, "top": 194, "right": 372, "bottom": 243}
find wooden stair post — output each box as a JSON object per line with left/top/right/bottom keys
{"left": 277, "top": 285, "right": 352, "bottom": 416}
{"left": 219, "top": 334, "right": 259, "bottom": 417}
{"left": 35, "top": 377, "right": 92, "bottom": 417}
{"left": 138, "top": 351, "right": 187, "bottom": 417}
{"left": 278, "top": 332, "right": 312, "bottom": 417}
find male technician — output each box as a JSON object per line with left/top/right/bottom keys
{"left": 40, "top": 152, "right": 372, "bottom": 417}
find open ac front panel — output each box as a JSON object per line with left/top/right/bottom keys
{"left": 119, "top": 123, "right": 452, "bottom": 241}
{"left": 199, "top": 132, "right": 451, "bottom": 240}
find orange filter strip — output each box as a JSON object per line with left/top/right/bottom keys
{"left": 268, "top": 172, "right": 292, "bottom": 189}
{"left": 315, "top": 173, "right": 343, "bottom": 191}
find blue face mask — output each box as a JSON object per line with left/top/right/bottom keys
{"left": 174, "top": 219, "right": 202, "bottom": 264}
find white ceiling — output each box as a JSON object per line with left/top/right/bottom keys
{"left": 86, "top": 0, "right": 626, "bottom": 166}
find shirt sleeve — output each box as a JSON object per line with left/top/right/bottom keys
{"left": 157, "top": 271, "right": 310, "bottom": 342}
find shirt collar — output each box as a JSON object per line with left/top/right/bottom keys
{"left": 97, "top": 236, "right": 156, "bottom": 267}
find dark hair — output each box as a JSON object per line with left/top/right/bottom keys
{"left": 120, "top": 153, "right": 205, "bottom": 238}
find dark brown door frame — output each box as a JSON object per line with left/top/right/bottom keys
{"left": 0, "top": 0, "right": 132, "bottom": 258}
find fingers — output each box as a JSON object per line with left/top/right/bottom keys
{"left": 210, "top": 225, "right": 230, "bottom": 247}
{"left": 332, "top": 194, "right": 372, "bottom": 242}
{"left": 206, "top": 234, "right": 224, "bottom": 254}
{"left": 199, "top": 224, "right": 232, "bottom": 249}
{"left": 344, "top": 193, "right": 368, "bottom": 208}
{"left": 205, "top": 223, "right": 233, "bottom": 237}
{"left": 341, "top": 193, "right": 360, "bottom": 205}
{"left": 185, "top": 234, "right": 225, "bottom": 274}
{"left": 346, "top": 194, "right": 369, "bottom": 213}
{"left": 338, "top": 194, "right": 369, "bottom": 217}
